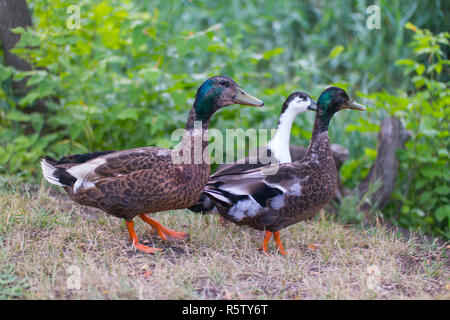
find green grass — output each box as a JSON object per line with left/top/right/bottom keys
{"left": 1, "top": 177, "right": 449, "bottom": 299}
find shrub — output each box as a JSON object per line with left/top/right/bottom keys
{"left": 357, "top": 24, "right": 449, "bottom": 238}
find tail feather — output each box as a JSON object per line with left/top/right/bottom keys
{"left": 40, "top": 158, "right": 76, "bottom": 187}
{"left": 204, "top": 188, "right": 241, "bottom": 207}
{"left": 40, "top": 158, "right": 64, "bottom": 186}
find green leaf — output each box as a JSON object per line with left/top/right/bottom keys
{"left": 437, "top": 149, "right": 449, "bottom": 158}
{"left": 420, "top": 166, "right": 440, "bottom": 178}
{"left": 401, "top": 205, "right": 410, "bottom": 214}
{"left": 262, "top": 48, "right": 284, "bottom": 60}
{"left": 435, "top": 185, "right": 450, "bottom": 195}
{"left": 411, "top": 208, "right": 425, "bottom": 217}
{"left": 25, "top": 71, "right": 48, "bottom": 86}
{"left": 35, "top": 134, "right": 58, "bottom": 151}
{"left": 6, "top": 111, "right": 33, "bottom": 122}
{"left": 207, "top": 44, "right": 227, "bottom": 53}
{"left": 435, "top": 205, "right": 450, "bottom": 222}
{"left": 18, "top": 90, "right": 40, "bottom": 107}
{"left": 415, "top": 64, "right": 425, "bottom": 75}
{"left": 419, "top": 191, "right": 433, "bottom": 205}
{"left": 70, "top": 122, "right": 85, "bottom": 140}
{"left": 30, "top": 113, "right": 44, "bottom": 133}
{"left": 364, "top": 148, "right": 377, "bottom": 160}
{"left": 117, "top": 109, "right": 139, "bottom": 121}
{"left": 170, "top": 90, "right": 188, "bottom": 108}
{"left": 0, "top": 65, "right": 13, "bottom": 82}
{"left": 421, "top": 129, "right": 439, "bottom": 137}
{"left": 139, "top": 68, "right": 162, "bottom": 84}
{"left": 132, "top": 24, "right": 147, "bottom": 51}
{"left": 10, "top": 27, "right": 25, "bottom": 34}
{"left": 415, "top": 179, "right": 427, "bottom": 190}
{"left": 94, "top": 2, "right": 114, "bottom": 18}
{"left": 395, "top": 59, "right": 415, "bottom": 66}
{"left": 329, "top": 45, "right": 344, "bottom": 59}
{"left": 405, "top": 22, "right": 417, "bottom": 31}
{"left": 38, "top": 79, "right": 55, "bottom": 97}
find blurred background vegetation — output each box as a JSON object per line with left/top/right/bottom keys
{"left": 0, "top": 0, "right": 448, "bottom": 238}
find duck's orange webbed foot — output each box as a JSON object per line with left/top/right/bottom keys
{"left": 257, "top": 230, "right": 288, "bottom": 255}
{"left": 273, "top": 231, "right": 288, "bottom": 255}
{"left": 125, "top": 221, "right": 162, "bottom": 254}
{"left": 139, "top": 214, "right": 189, "bottom": 241}
{"left": 257, "top": 231, "right": 272, "bottom": 255}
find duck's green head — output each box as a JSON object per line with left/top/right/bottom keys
{"left": 316, "top": 87, "right": 366, "bottom": 128}
{"left": 193, "top": 76, "right": 264, "bottom": 122}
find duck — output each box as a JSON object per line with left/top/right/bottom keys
{"left": 202, "top": 87, "right": 366, "bottom": 255}
{"left": 40, "top": 76, "right": 264, "bottom": 254}
{"left": 188, "top": 92, "right": 349, "bottom": 214}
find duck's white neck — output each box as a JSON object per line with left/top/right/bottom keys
{"left": 267, "top": 111, "right": 295, "bottom": 163}
{"left": 267, "top": 98, "right": 310, "bottom": 164}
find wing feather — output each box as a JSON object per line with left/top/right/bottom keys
{"left": 42, "top": 147, "right": 173, "bottom": 190}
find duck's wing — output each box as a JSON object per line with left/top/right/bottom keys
{"left": 203, "top": 163, "right": 312, "bottom": 226}
{"left": 212, "top": 146, "right": 277, "bottom": 177}
{"left": 204, "top": 163, "right": 309, "bottom": 213}
{"left": 41, "top": 147, "right": 172, "bottom": 190}
{"left": 92, "top": 147, "right": 172, "bottom": 177}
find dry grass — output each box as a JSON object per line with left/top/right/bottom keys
{"left": 1, "top": 177, "right": 449, "bottom": 300}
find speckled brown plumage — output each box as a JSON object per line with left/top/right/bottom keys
{"left": 203, "top": 87, "right": 366, "bottom": 254}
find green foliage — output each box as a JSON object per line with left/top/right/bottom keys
{"left": 358, "top": 24, "right": 449, "bottom": 239}
{"left": 1, "top": 0, "right": 446, "bottom": 176}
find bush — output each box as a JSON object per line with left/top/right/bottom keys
{"left": 356, "top": 24, "right": 449, "bottom": 238}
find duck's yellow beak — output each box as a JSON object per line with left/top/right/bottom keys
{"left": 232, "top": 88, "right": 264, "bottom": 107}
{"left": 344, "top": 100, "right": 367, "bottom": 111}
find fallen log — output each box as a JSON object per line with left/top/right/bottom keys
{"left": 358, "top": 116, "right": 411, "bottom": 212}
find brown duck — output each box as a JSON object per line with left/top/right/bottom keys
{"left": 189, "top": 92, "right": 348, "bottom": 214}
{"left": 41, "top": 76, "right": 264, "bottom": 254}
{"left": 203, "top": 87, "right": 366, "bottom": 254}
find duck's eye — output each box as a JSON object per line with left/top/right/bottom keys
{"left": 220, "top": 80, "right": 228, "bottom": 87}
